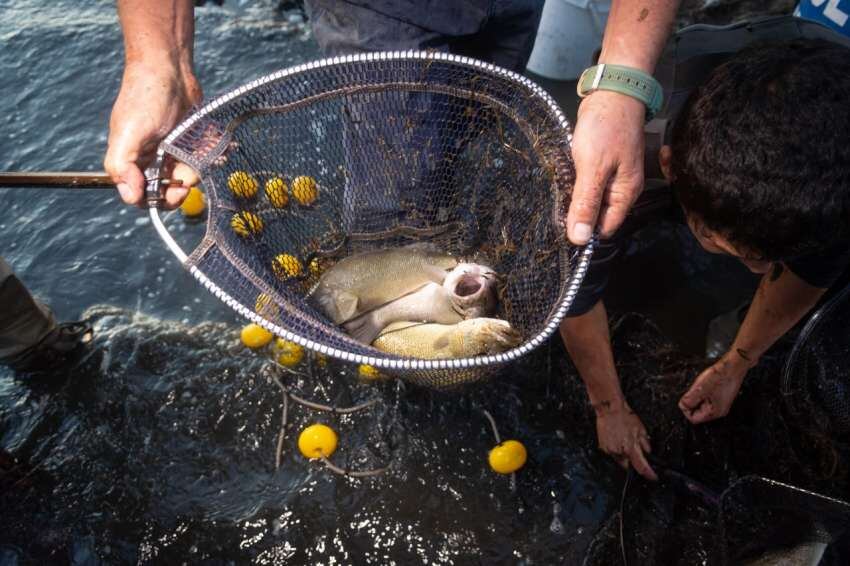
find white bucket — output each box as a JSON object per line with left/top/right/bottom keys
{"left": 526, "top": 0, "right": 611, "bottom": 80}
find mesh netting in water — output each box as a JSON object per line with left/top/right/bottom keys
{"left": 783, "top": 282, "right": 850, "bottom": 448}
{"left": 148, "top": 51, "right": 592, "bottom": 389}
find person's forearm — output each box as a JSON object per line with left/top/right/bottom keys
{"left": 118, "top": 0, "right": 195, "bottom": 73}
{"left": 597, "top": 0, "right": 680, "bottom": 72}
{"left": 731, "top": 266, "right": 827, "bottom": 365}
{"left": 559, "top": 301, "right": 625, "bottom": 413}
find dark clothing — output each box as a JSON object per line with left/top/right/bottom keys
{"left": 0, "top": 256, "right": 55, "bottom": 361}
{"left": 304, "top": 0, "right": 544, "bottom": 72}
{"left": 303, "top": 0, "right": 544, "bottom": 231}
{"left": 569, "top": 15, "right": 850, "bottom": 316}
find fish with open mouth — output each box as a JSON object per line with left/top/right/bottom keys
{"left": 342, "top": 262, "right": 499, "bottom": 344}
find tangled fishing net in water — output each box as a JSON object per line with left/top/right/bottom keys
{"left": 576, "top": 302, "right": 850, "bottom": 566}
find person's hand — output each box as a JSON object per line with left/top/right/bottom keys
{"left": 567, "top": 91, "right": 646, "bottom": 244}
{"left": 104, "top": 63, "right": 203, "bottom": 208}
{"left": 679, "top": 351, "right": 751, "bottom": 424}
{"left": 594, "top": 399, "right": 657, "bottom": 481}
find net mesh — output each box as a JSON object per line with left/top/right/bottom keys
{"left": 783, "top": 282, "right": 850, "bottom": 446}
{"left": 156, "top": 51, "right": 585, "bottom": 389}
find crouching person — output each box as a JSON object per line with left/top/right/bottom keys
{"left": 560, "top": 18, "right": 850, "bottom": 480}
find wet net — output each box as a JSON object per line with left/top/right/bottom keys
{"left": 782, "top": 281, "right": 850, "bottom": 466}
{"left": 571, "top": 310, "right": 850, "bottom": 565}
{"left": 148, "top": 51, "right": 592, "bottom": 389}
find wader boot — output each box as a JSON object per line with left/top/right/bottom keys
{"left": 0, "top": 257, "right": 92, "bottom": 373}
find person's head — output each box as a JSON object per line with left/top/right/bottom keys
{"left": 662, "top": 38, "right": 850, "bottom": 272}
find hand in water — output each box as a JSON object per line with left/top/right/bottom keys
{"left": 679, "top": 351, "right": 750, "bottom": 424}
{"left": 567, "top": 91, "right": 645, "bottom": 244}
{"left": 594, "top": 399, "right": 657, "bottom": 481}
{"left": 104, "top": 64, "right": 202, "bottom": 208}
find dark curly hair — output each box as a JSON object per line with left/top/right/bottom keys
{"left": 671, "top": 39, "right": 850, "bottom": 260}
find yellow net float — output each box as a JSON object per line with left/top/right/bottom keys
{"left": 488, "top": 439, "right": 527, "bottom": 474}
{"left": 298, "top": 424, "right": 338, "bottom": 459}
{"left": 272, "top": 253, "right": 303, "bottom": 279}
{"left": 274, "top": 338, "right": 305, "bottom": 367}
{"left": 240, "top": 323, "right": 273, "bottom": 349}
{"left": 180, "top": 186, "right": 206, "bottom": 217}
{"left": 357, "top": 364, "right": 382, "bottom": 380}
{"left": 291, "top": 175, "right": 318, "bottom": 205}
{"left": 227, "top": 170, "right": 259, "bottom": 198}
{"left": 265, "top": 176, "right": 289, "bottom": 208}
{"left": 231, "top": 211, "right": 264, "bottom": 237}
{"left": 255, "top": 292, "right": 280, "bottom": 318}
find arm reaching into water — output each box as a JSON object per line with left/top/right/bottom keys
{"left": 567, "top": 0, "right": 679, "bottom": 244}
{"left": 104, "top": 0, "right": 202, "bottom": 208}
{"left": 680, "top": 266, "right": 827, "bottom": 423}
{"left": 560, "top": 301, "right": 657, "bottom": 481}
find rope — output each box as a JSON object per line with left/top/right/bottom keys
{"left": 320, "top": 455, "right": 388, "bottom": 478}
{"left": 276, "top": 388, "right": 289, "bottom": 471}
{"left": 481, "top": 409, "right": 501, "bottom": 444}
{"left": 288, "top": 393, "right": 379, "bottom": 414}
{"left": 619, "top": 468, "right": 633, "bottom": 566}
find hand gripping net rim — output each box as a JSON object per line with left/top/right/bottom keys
{"left": 147, "top": 50, "right": 595, "bottom": 380}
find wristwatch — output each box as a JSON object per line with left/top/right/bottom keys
{"left": 577, "top": 64, "right": 663, "bottom": 122}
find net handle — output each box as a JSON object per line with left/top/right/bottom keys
{"left": 149, "top": 205, "right": 188, "bottom": 264}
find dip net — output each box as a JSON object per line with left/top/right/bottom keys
{"left": 147, "top": 51, "right": 592, "bottom": 389}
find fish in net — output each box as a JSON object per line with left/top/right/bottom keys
{"left": 145, "top": 51, "right": 594, "bottom": 390}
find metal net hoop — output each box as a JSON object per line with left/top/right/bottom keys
{"left": 149, "top": 51, "right": 594, "bottom": 388}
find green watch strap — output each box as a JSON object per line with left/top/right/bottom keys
{"left": 577, "top": 64, "right": 663, "bottom": 121}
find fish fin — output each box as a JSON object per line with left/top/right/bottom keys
{"left": 343, "top": 313, "right": 384, "bottom": 345}
{"left": 334, "top": 290, "right": 360, "bottom": 324}
{"left": 490, "top": 321, "right": 522, "bottom": 351}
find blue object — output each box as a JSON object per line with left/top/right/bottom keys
{"left": 796, "top": 0, "right": 850, "bottom": 36}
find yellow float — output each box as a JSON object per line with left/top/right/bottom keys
{"left": 265, "top": 177, "right": 289, "bottom": 208}
{"left": 231, "top": 211, "right": 264, "bottom": 237}
{"left": 488, "top": 440, "right": 527, "bottom": 474}
{"left": 357, "top": 364, "right": 382, "bottom": 380}
{"left": 240, "top": 323, "right": 273, "bottom": 349}
{"left": 180, "top": 186, "right": 206, "bottom": 217}
{"left": 255, "top": 292, "right": 279, "bottom": 318}
{"left": 291, "top": 175, "right": 318, "bottom": 205}
{"left": 274, "top": 338, "right": 305, "bottom": 367}
{"left": 272, "top": 253, "right": 303, "bottom": 279}
{"left": 227, "top": 170, "right": 259, "bottom": 198}
{"left": 298, "top": 424, "right": 338, "bottom": 459}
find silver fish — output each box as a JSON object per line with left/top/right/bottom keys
{"left": 311, "top": 243, "right": 457, "bottom": 325}
{"left": 343, "top": 262, "right": 499, "bottom": 344}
